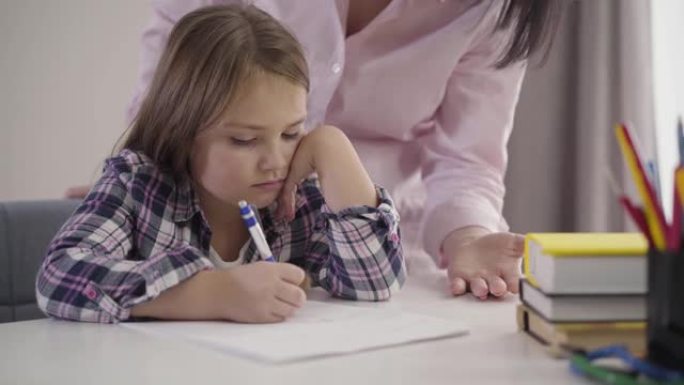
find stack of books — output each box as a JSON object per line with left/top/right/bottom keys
{"left": 517, "top": 232, "right": 648, "bottom": 357}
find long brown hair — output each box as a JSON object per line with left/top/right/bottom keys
{"left": 495, "top": 0, "right": 563, "bottom": 68}
{"left": 121, "top": 5, "right": 309, "bottom": 181}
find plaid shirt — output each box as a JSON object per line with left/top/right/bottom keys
{"left": 36, "top": 150, "right": 405, "bottom": 323}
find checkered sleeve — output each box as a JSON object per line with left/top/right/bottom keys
{"left": 293, "top": 179, "right": 406, "bottom": 301}
{"left": 35, "top": 156, "right": 212, "bottom": 323}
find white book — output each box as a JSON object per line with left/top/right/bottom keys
{"left": 122, "top": 300, "right": 469, "bottom": 364}
{"left": 520, "top": 280, "right": 646, "bottom": 322}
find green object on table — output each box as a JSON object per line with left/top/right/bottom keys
{"left": 570, "top": 354, "right": 684, "bottom": 385}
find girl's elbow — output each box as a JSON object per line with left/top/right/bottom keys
{"left": 35, "top": 283, "right": 68, "bottom": 321}
{"left": 372, "top": 274, "right": 405, "bottom": 301}
{"left": 336, "top": 274, "right": 405, "bottom": 302}
{"left": 36, "top": 291, "right": 61, "bottom": 320}
{"left": 35, "top": 261, "right": 113, "bottom": 323}
{"left": 35, "top": 287, "right": 116, "bottom": 323}
{"left": 35, "top": 272, "right": 71, "bottom": 321}
{"left": 373, "top": 248, "right": 407, "bottom": 301}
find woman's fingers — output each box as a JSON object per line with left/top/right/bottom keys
{"left": 508, "top": 233, "right": 525, "bottom": 256}
{"left": 453, "top": 274, "right": 515, "bottom": 299}
{"left": 503, "top": 271, "right": 521, "bottom": 294}
{"left": 449, "top": 277, "right": 468, "bottom": 296}
{"left": 469, "top": 277, "right": 489, "bottom": 300}
{"left": 444, "top": 230, "right": 526, "bottom": 299}
{"left": 485, "top": 275, "right": 508, "bottom": 297}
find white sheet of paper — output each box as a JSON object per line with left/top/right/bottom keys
{"left": 122, "top": 300, "right": 469, "bottom": 363}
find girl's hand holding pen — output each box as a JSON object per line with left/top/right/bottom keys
{"left": 130, "top": 262, "right": 307, "bottom": 323}
{"left": 216, "top": 262, "right": 307, "bottom": 323}
{"left": 275, "top": 125, "right": 377, "bottom": 220}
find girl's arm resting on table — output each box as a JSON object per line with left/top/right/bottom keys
{"left": 129, "top": 269, "right": 220, "bottom": 320}
{"left": 39, "top": 162, "right": 306, "bottom": 323}
{"left": 131, "top": 263, "right": 307, "bottom": 323}
{"left": 36, "top": 164, "right": 213, "bottom": 323}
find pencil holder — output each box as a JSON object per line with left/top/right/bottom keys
{"left": 647, "top": 248, "right": 684, "bottom": 370}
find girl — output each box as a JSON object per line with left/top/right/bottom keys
{"left": 36, "top": 4, "right": 405, "bottom": 323}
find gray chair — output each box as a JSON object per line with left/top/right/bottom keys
{"left": 0, "top": 200, "right": 79, "bottom": 323}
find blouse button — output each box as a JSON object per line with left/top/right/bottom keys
{"left": 331, "top": 63, "right": 342, "bottom": 74}
{"left": 84, "top": 287, "right": 97, "bottom": 300}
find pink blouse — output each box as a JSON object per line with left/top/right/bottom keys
{"left": 128, "top": 0, "right": 527, "bottom": 266}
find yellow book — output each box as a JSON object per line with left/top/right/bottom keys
{"left": 523, "top": 233, "right": 647, "bottom": 294}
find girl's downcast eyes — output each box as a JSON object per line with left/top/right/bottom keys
{"left": 230, "top": 131, "right": 301, "bottom": 147}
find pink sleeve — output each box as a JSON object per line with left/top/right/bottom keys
{"left": 420, "top": 10, "right": 527, "bottom": 267}
{"left": 126, "top": 0, "right": 242, "bottom": 124}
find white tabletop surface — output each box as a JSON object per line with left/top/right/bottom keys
{"left": 0, "top": 254, "right": 591, "bottom": 385}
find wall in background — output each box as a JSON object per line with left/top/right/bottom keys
{"left": 504, "top": 1, "right": 577, "bottom": 233}
{"left": 0, "top": 1, "right": 149, "bottom": 201}
{"left": 652, "top": 0, "right": 684, "bottom": 219}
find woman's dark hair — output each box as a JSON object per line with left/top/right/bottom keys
{"left": 495, "top": 0, "right": 562, "bottom": 68}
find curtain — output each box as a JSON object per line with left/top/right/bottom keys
{"left": 505, "top": 0, "right": 655, "bottom": 233}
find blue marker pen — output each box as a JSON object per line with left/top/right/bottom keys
{"left": 238, "top": 200, "right": 276, "bottom": 262}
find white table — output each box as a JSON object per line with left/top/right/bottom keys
{"left": 0, "top": 254, "right": 590, "bottom": 385}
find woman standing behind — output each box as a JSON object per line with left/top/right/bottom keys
{"left": 70, "top": 0, "right": 559, "bottom": 299}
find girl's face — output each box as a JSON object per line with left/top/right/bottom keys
{"left": 190, "top": 71, "right": 307, "bottom": 210}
